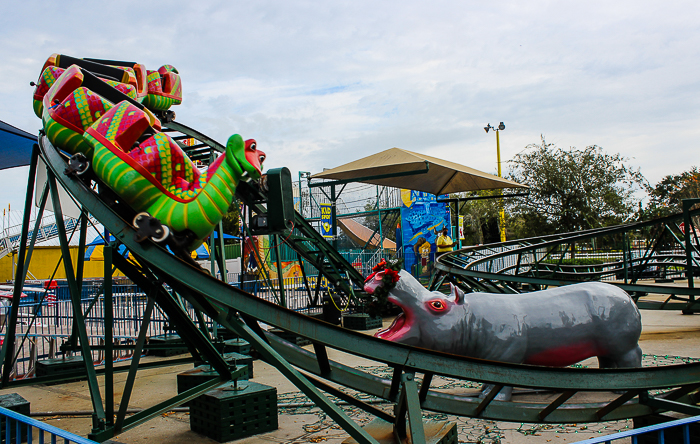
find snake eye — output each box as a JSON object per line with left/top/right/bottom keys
{"left": 428, "top": 299, "right": 448, "bottom": 312}
{"left": 259, "top": 154, "right": 265, "bottom": 163}
{"left": 250, "top": 142, "right": 256, "bottom": 151}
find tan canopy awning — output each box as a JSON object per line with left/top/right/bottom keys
{"left": 311, "top": 147, "right": 526, "bottom": 195}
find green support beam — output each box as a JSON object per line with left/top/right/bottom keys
{"left": 47, "top": 171, "right": 107, "bottom": 432}
{"left": 1, "top": 145, "right": 39, "bottom": 386}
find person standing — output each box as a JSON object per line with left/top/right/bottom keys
{"left": 436, "top": 227, "right": 455, "bottom": 258}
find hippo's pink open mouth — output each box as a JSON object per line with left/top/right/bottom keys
{"left": 374, "top": 297, "right": 411, "bottom": 341}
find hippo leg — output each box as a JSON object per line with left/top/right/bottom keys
{"left": 598, "top": 345, "right": 642, "bottom": 369}
{"left": 479, "top": 384, "right": 513, "bottom": 401}
{"left": 597, "top": 356, "right": 616, "bottom": 368}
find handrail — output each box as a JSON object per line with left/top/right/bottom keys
{"left": 434, "top": 209, "right": 700, "bottom": 298}
{"left": 573, "top": 414, "right": 699, "bottom": 443}
{"left": 0, "top": 405, "right": 98, "bottom": 444}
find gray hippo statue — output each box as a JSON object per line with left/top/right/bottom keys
{"left": 365, "top": 267, "right": 642, "bottom": 399}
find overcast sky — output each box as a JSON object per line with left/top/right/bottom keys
{"left": 1, "top": 1, "right": 699, "bottom": 218}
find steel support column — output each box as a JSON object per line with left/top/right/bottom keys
{"left": 104, "top": 243, "right": 114, "bottom": 426}
{"left": 1, "top": 145, "right": 38, "bottom": 385}
{"left": 393, "top": 372, "right": 426, "bottom": 444}
{"left": 47, "top": 171, "right": 107, "bottom": 432}
{"left": 215, "top": 312, "right": 380, "bottom": 444}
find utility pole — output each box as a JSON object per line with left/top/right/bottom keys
{"left": 485, "top": 122, "right": 507, "bottom": 242}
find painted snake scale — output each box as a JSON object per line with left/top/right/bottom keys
{"left": 32, "top": 54, "right": 265, "bottom": 250}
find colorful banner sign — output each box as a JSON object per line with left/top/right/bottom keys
{"left": 268, "top": 261, "right": 304, "bottom": 280}
{"left": 320, "top": 202, "right": 333, "bottom": 238}
{"left": 399, "top": 190, "right": 450, "bottom": 279}
{"left": 458, "top": 215, "right": 465, "bottom": 240}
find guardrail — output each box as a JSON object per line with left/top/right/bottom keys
{"left": 1, "top": 274, "right": 328, "bottom": 377}
{"left": 0, "top": 405, "right": 98, "bottom": 444}
{"left": 573, "top": 414, "right": 700, "bottom": 443}
{"left": 436, "top": 209, "right": 700, "bottom": 295}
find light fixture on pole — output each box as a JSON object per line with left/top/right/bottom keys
{"left": 485, "top": 122, "right": 507, "bottom": 242}
{"left": 298, "top": 171, "right": 311, "bottom": 215}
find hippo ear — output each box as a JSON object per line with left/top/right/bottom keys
{"left": 450, "top": 284, "right": 465, "bottom": 304}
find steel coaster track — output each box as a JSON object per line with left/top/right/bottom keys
{"left": 433, "top": 214, "right": 700, "bottom": 309}
{"left": 167, "top": 120, "right": 366, "bottom": 298}
{"left": 36, "top": 133, "right": 700, "bottom": 437}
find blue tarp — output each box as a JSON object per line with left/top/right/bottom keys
{"left": 165, "top": 243, "right": 210, "bottom": 259}
{"left": 84, "top": 235, "right": 130, "bottom": 261}
{"left": 85, "top": 234, "right": 211, "bottom": 260}
{"left": 86, "top": 234, "right": 118, "bottom": 246}
{"left": 0, "top": 120, "right": 37, "bottom": 170}
{"left": 211, "top": 231, "right": 240, "bottom": 240}
{"left": 193, "top": 243, "right": 210, "bottom": 259}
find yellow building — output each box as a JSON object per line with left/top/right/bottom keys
{"left": 0, "top": 246, "right": 125, "bottom": 282}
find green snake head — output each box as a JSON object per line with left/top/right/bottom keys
{"left": 226, "top": 134, "right": 266, "bottom": 180}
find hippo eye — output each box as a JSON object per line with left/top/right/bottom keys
{"left": 428, "top": 299, "right": 448, "bottom": 312}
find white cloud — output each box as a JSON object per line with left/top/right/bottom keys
{"left": 2, "top": 0, "right": 700, "bottom": 216}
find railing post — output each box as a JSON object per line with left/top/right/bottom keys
{"left": 623, "top": 232, "right": 630, "bottom": 284}
{"left": 275, "top": 234, "right": 286, "bottom": 307}
{"left": 683, "top": 199, "right": 696, "bottom": 292}
{"left": 104, "top": 243, "right": 114, "bottom": 426}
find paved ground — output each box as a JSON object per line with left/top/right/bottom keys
{"left": 2, "top": 308, "right": 700, "bottom": 444}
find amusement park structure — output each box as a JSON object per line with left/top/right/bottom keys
{"left": 2, "top": 54, "right": 700, "bottom": 444}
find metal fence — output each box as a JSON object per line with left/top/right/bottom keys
{"left": 0, "top": 405, "right": 99, "bottom": 444}
{"left": 573, "top": 414, "right": 699, "bottom": 443}
{"left": 0, "top": 270, "right": 348, "bottom": 377}
{"left": 234, "top": 274, "right": 327, "bottom": 311}
{"left": 462, "top": 246, "right": 690, "bottom": 282}
{"left": 0, "top": 242, "right": 464, "bottom": 379}
{"left": 0, "top": 280, "right": 176, "bottom": 378}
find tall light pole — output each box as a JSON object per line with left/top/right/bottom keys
{"left": 298, "top": 171, "right": 311, "bottom": 216}
{"left": 484, "top": 122, "right": 507, "bottom": 242}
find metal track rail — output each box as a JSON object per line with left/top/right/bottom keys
{"left": 38, "top": 134, "right": 700, "bottom": 428}
{"left": 433, "top": 214, "right": 700, "bottom": 307}
{"left": 165, "top": 121, "right": 365, "bottom": 297}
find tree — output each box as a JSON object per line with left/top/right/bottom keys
{"left": 506, "top": 136, "right": 646, "bottom": 238}
{"left": 220, "top": 201, "right": 241, "bottom": 241}
{"left": 644, "top": 167, "right": 700, "bottom": 218}
{"left": 455, "top": 190, "right": 501, "bottom": 245}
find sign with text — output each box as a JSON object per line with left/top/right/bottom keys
{"left": 320, "top": 202, "right": 333, "bottom": 238}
